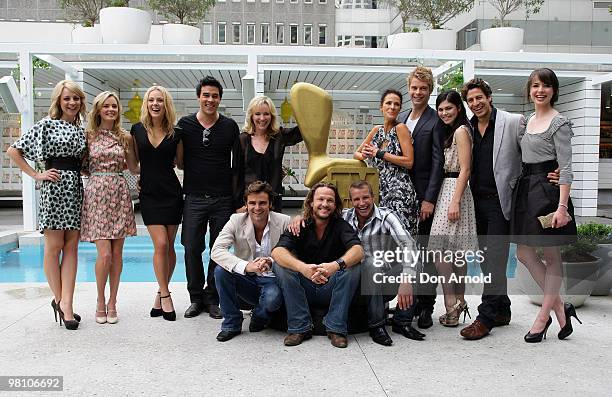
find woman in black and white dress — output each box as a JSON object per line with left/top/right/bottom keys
{"left": 8, "top": 80, "right": 87, "bottom": 330}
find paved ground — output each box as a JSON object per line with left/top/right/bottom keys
{"left": 0, "top": 282, "right": 611, "bottom": 396}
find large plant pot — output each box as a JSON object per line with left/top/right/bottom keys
{"left": 517, "top": 256, "right": 600, "bottom": 308}
{"left": 592, "top": 243, "right": 612, "bottom": 295}
{"left": 100, "top": 7, "right": 152, "bottom": 44}
{"left": 421, "top": 29, "right": 456, "bottom": 50}
{"left": 162, "top": 24, "right": 201, "bottom": 45}
{"left": 387, "top": 32, "right": 422, "bottom": 49}
{"left": 480, "top": 27, "right": 524, "bottom": 52}
{"left": 72, "top": 26, "right": 102, "bottom": 44}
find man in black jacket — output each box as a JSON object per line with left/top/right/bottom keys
{"left": 398, "top": 66, "right": 444, "bottom": 328}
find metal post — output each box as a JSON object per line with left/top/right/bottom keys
{"left": 18, "top": 50, "right": 36, "bottom": 231}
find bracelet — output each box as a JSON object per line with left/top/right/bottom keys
{"left": 375, "top": 149, "right": 386, "bottom": 159}
{"left": 558, "top": 203, "right": 568, "bottom": 209}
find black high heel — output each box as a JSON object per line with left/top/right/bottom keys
{"left": 150, "top": 292, "right": 163, "bottom": 318}
{"left": 56, "top": 303, "right": 79, "bottom": 330}
{"left": 160, "top": 293, "right": 176, "bottom": 322}
{"left": 524, "top": 316, "right": 552, "bottom": 343}
{"left": 558, "top": 302, "right": 582, "bottom": 340}
{"left": 51, "top": 299, "right": 81, "bottom": 323}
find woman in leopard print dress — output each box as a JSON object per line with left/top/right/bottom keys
{"left": 8, "top": 80, "right": 87, "bottom": 330}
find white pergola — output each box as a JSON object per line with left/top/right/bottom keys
{"left": 1, "top": 43, "right": 611, "bottom": 231}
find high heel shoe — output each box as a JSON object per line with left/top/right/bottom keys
{"left": 51, "top": 299, "right": 81, "bottom": 323}
{"left": 95, "top": 301, "right": 107, "bottom": 324}
{"left": 150, "top": 292, "right": 163, "bottom": 318}
{"left": 524, "top": 316, "right": 552, "bottom": 343}
{"left": 558, "top": 302, "right": 582, "bottom": 340}
{"left": 457, "top": 301, "right": 471, "bottom": 323}
{"left": 160, "top": 293, "right": 176, "bottom": 322}
{"left": 57, "top": 303, "right": 79, "bottom": 330}
{"left": 106, "top": 304, "right": 118, "bottom": 324}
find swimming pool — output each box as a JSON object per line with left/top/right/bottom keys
{"left": 0, "top": 235, "right": 516, "bottom": 283}
{"left": 0, "top": 235, "right": 211, "bottom": 283}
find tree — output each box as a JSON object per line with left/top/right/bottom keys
{"left": 147, "top": 0, "right": 217, "bottom": 25}
{"left": 412, "top": 0, "right": 475, "bottom": 29}
{"left": 59, "top": 0, "right": 107, "bottom": 26}
{"left": 384, "top": 0, "right": 420, "bottom": 33}
{"left": 487, "top": 0, "right": 545, "bottom": 27}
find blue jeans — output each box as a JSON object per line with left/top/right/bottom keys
{"left": 273, "top": 263, "right": 361, "bottom": 335}
{"left": 215, "top": 266, "right": 283, "bottom": 332}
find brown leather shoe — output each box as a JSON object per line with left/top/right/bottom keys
{"left": 327, "top": 332, "right": 348, "bottom": 348}
{"left": 460, "top": 320, "right": 490, "bottom": 340}
{"left": 284, "top": 332, "right": 312, "bottom": 347}
{"left": 493, "top": 313, "right": 511, "bottom": 327}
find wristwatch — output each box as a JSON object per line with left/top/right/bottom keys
{"left": 335, "top": 258, "right": 346, "bottom": 271}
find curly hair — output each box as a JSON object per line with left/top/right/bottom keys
{"left": 407, "top": 66, "right": 434, "bottom": 93}
{"left": 302, "top": 182, "right": 343, "bottom": 220}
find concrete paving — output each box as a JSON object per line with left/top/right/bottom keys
{"left": 0, "top": 282, "right": 611, "bottom": 396}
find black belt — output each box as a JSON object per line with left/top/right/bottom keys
{"left": 522, "top": 160, "right": 558, "bottom": 176}
{"left": 444, "top": 172, "right": 460, "bottom": 178}
{"left": 45, "top": 157, "right": 81, "bottom": 172}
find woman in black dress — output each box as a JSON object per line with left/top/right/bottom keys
{"left": 238, "top": 96, "right": 301, "bottom": 211}
{"left": 131, "top": 85, "right": 182, "bottom": 321}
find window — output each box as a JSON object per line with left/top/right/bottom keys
{"left": 290, "top": 0, "right": 298, "bottom": 3}
{"left": 276, "top": 23, "right": 284, "bottom": 44}
{"left": 304, "top": 0, "right": 312, "bottom": 3}
{"left": 218, "top": 22, "right": 226, "bottom": 44}
{"left": 247, "top": 23, "right": 255, "bottom": 44}
{"left": 202, "top": 22, "right": 212, "bottom": 44}
{"left": 276, "top": 0, "right": 284, "bottom": 2}
{"left": 232, "top": 0, "right": 240, "bottom": 2}
{"left": 290, "top": 24, "right": 298, "bottom": 44}
{"left": 304, "top": 24, "right": 312, "bottom": 45}
{"left": 318, "top": 24, "right": 326, "bottom": 45}
{"left": 319, "top": 0, "right": 327, "bottom": 3}
{"left": 261, "top": 23, "right": 270, "bottom": 44}
{"left": 261, "top": 0, "right": 270, "bottom": 2}
{"left": 233, "top": 23, "right": 241, "bottom": 44}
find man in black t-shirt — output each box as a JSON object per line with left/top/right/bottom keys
{"left": 272, "top": 182, "right": 364, "bottom": 348}
{"left": 179, "top": 76, "right": 244, "bottom": 319}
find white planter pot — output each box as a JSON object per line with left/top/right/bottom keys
{"left": 517, "top": 256, "right": 600, "bottom": 308}
{"left": 162, "top": 24, "right": 201, "bottom": 45}
{"left": 72, "top": 25, "right": 102, "bottom": 44}
{"left": 421, "top": 29, "right": 456, "bottom": 50}
{"left": 387, "top": 32, "right": 422, "bottom": 49}
{"left": 99, "top": 7, "right": 152, "bottom": 44}
{"left": 592, "top": 243, "right": 612, "bottom": 295}
{"left": 480, "top": 27, "right": 524, "bottom": 52}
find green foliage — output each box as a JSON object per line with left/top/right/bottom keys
{"left": 107, "top": 0, "right": 129, "bottom": 6}
{"left": 411, "top": 0, "right": 475, "bottom": 29}
{"left": 147, "top": 0, "right": 216, "bottom": 25}
{"left": 409, "top": 27, "right": 420, "bottom": 33}
{"left": 488, "top": 0, "right": 544, "bottom": 27}
{"left": 437, "top": 66, "right": 463, "bottom": 92}
{"left": 11, "top": 57, "right": 51, "bottom": 83}
{"left": 560, "top": 223, "right": 607, "bottom": 262}
{"left": 58, "top": 0, "right": 107, "bottom": 26}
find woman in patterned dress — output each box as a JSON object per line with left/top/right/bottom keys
{"left": 81, "top": 91, "right": 138, "bottom": 324}
{"left": 354, "top": 89, "right": 419, "bottom": 236}
{"left": 428, "top": 90, "right": 478, "bottom": 327}
{"left": 131, "top": 85, "right": 182, "bottom": 321}
{"left": 7, "top": 80, "right": 87, "bottom": 330}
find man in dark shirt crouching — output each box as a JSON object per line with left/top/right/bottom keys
{"left": 272, "top": 182, "right": 364, "bottom": 348}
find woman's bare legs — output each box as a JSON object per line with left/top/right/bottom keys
{"left": 44, "top": 230, "right": 64, "bottom": 305}
{"left": 148, "top": 224, "right": 179, "bottom": 312}
{"left": 94, "top": 239, "right": 112, "bottom": 315}
{"left": 58, "top": 230, "right": 80, "bottom": 320}
{"left": 107, "top": 238, "right": 125, "bottom": 315}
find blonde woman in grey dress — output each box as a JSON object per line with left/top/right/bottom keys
{"left": 428, "top": 90, "right": 478, "bottom": 327}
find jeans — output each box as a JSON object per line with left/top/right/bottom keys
{"left": 474, "top": 196, "right": 512, "bottom": 329}
{"left": 215, "top": 266, "right": 283, "bottom": 332}
{"left": 273, "top": 263, "right": 361, "bottom": 335}
{"left": 181, "top": 194, "right": 234, "bottom": 305}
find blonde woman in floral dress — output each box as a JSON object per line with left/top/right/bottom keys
{"left": 81, "top": 91, "right": 139, "bottom": 324}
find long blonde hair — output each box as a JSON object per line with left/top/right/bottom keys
{"left": 243, "top": 96, "right": 280, "bottom": 138}
{"left": 140, "top": 85, "right": 177, "bottom": 136}
{"left": 86, "top": 91, "right": 131, "bottom": 151}
{"left": 48, "top": 80, "right": 87, "bottom": 125}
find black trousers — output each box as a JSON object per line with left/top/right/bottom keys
{"left": 474, "top": 196, "right": 512, "bottom": 329}
{"left": 181, "top": 194, "right": 234, "bottom": 305}
{"left": 414, "top": 215, "right": 437, "bottom": 312}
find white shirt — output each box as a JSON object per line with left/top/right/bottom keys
{"left": 405, "top": 115, "right": 420, "bottom": 134}
{"left": 233, "top": 221, "right": 275, "bottom": 277}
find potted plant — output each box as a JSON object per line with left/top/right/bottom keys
{"left": 148, "top": 0, "right": 216, "bottom": 45}
{"left": 517, "top": 223, "right": 601, "bottom": 308}
{"left": 412, "top": 0, "right": 475, "bottom": 50}
{"left": 99, "top": 0, "right": 152, "bottom": 44}
{"left": 384, "top": 0, "right": 422, "bottom": 49}
{"left": 480, "top": 0, "right": 544, "bottom": 52}
{"left": 282, "top": 165, "right": 299, "bottom": 197}
{"left": 59, "top": 0, "right": 105, "bottom": 43}
{"left": 582, "top": 223, "right": 612, "bottom": 296}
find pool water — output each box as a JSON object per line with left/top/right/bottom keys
{"left": 0, "top": 235, "right": 516, "bottom": 283}
{"left": 0, "top": 235, "right": 210, "bottom": 283}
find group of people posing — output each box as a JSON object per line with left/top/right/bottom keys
{"left": 7, "top": 66, "right": 580, "bottom": 347}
